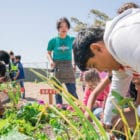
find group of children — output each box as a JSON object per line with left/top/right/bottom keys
{"left": 0, "top": 50, "right": 25, "bottom": 98}
{"left": 0, "top": 50, "right": 25, "bottom": 116}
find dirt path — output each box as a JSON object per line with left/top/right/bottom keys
{"left": 0, "top": 82, "right": 84, "bottom": 105}
{"left": 24, "top": 82, "right": 84, "bottom": 105}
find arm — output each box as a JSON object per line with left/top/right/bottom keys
{"left": 83, "top": 87, "right": 91, "bottom": 106}
{"left": 47, "top": 38, "right": 56, "bottom": 68}
{"left": 103, "top": 70, "right": 132, "bottom": 125}
{"left": 72, "top": 42, "right": 76, "bottom": 72}
{"left": 84, "top": 75, "right": 111, "bottom": 119}
{"left": 47, "top": 51, "right": 55, "bottom": 68}
{"left": 14, "top": 70, "right": 19, "bottom": 80}
{"left": 87, "top": 75, "right": 111, "bottom": 110}
{"left": 73, "top": 63, "right": 76, "bottom": 72}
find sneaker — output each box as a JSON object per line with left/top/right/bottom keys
{"left": 21, "top": 93, "right": 25, "bottom": 99}
{"left": 56, "top": 104, "right": 62, "bottom": 109}
{"left": 66, "top": 105, "right": 74, "bottom": 111}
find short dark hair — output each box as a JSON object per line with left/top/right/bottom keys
{"left": 117, "top": 2, "right": 140, "bottom": 14}
{"left": 73, "top": 27, "right": 104, "bottom": 71}
{"left": 15, "top": 55, "right": 21, "bottom": 60}
{"left": 0, "top": 50, "right": 10, "bottom": 64}
{"left": 56, "top": 17, "right": 70, "bottom": 30}
{"left": 9, "top": 51, "right": 14, "bottom": 56}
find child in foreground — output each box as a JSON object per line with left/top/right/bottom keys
{"left": 83, "top": 69, "right": 109, "bottom": 119}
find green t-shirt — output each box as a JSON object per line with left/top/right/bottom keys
{"left": 47, "top": 35, "right": 75, "bottom": 60}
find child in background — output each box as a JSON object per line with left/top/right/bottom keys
{"left": 14, "top": 55, "right": 25, "bottom": 99}
{"left": 83, "top": 69, "right": 109, "bottom": 119}
{"left": 9, "top": 51, "right": 18, "bottom": 81}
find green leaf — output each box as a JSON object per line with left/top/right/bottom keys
{"left": 112, "top": 109, "right": 119, "bottom": 114}
{"left": 118, "top": 98, "right": 134, "bottom": 106}
{"left": 112, "top": 90, "right": 123, "bottom": 102}
{"left": 0, "top": 128, "right": 32, "bottom": 140}
{"left": 56, "top": 135, "right": 63, "bottom": 140}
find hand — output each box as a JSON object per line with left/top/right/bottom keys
{"left": 73, "top": 66, "right": 76, "bottom": 73}
{"left": 84, "top": 111, "right": 92, "bottom": 121}
{"left": 50, "top": 61, "right": 56, "bottom": 68}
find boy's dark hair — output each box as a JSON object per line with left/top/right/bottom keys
{"left": 117, "top": 2, "right": 140, "bottom": 14}
{"left": 0, "top": 50, "right": 10, "bottom": 64}
{"left": 56, "top": 17, "right": 70, "bottom": 30}
{"left": 15, "top": 55, "right": 21, "bottom": 60}
{"left": 73, "top": 27, "right": 104, "bottom": 71}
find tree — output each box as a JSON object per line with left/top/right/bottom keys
{"left": 90, "top": 9, "right": 110, "bottom": 26}
{"left": 70, "top": 17, "right": 87, "bottom": 32}
{"left": 71, "top": 9, "right": 111, "bottom": 32}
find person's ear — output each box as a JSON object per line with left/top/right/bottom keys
{"left": 90, "top": 43, "right": 102, "bottom": 53}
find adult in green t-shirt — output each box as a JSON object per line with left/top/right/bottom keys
{"left": 47, "top": 17, "right": 78, "bottom": 107}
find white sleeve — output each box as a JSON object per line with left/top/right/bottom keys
{"left": 103, "top": 70, "right": 132, "bottom": 125}
{"left": 105, "top": 9, "right": 140, "bottom": 73}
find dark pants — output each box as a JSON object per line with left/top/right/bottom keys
{"left": 55, "top": 83, "right": 78, "bottom": 104}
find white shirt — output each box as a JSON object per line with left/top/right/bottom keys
{"left": 103, "top": 9, "right": 140, "bottom": 125}
{"left": 103, "top": 71, "right": 132, "bottom": 125}
{"left": 104, "top": 8, "right": 140, "bottom": 73}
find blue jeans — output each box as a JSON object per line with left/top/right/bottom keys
{"left": 55, "top": 83, "right": 78, "bottom": 104}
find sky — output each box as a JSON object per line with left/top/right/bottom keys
{"left": 0, "top": 0, "right": 140, "bottom": 68}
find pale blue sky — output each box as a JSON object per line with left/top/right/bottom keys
{"left": 0, "top": 0, "right": 139, "bottom": 68}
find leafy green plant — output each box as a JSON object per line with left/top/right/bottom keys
{"left": 1, "top": 69, "right": 139, "bottom": 139}
{"left": 0, "top": 102, "right": 49, "bottom": 139}
{"left": 0, "top": 81, "right": 20, "bottom": 107}
{"left": 30, "top": 68, "right": 108, "bottom": 139}
{"left": 111, "top": 90, "right": 140, "bottom": 140}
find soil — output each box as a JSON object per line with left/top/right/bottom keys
{"left": 24, "top": 82, "right": 84, "bottom": 104}
{"left": 0, "top": 82, "right": 84, "bottom": 104}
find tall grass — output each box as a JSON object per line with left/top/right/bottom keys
{"left": 30, "top": 68, "right": 108, "bottom": 139}
{"left": 30, "top": 68, "right": 140, "bottom": 139}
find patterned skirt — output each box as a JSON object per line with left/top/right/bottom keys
{"left": 54, "top": 60, "right": 75, "bottom": 83}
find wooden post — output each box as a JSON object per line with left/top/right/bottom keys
{"left": 48, "top": 93, "right": 53, "bottom": 104}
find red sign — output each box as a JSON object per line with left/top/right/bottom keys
{"left": 40, "top": 89, "right": 57, "bottom": 94}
